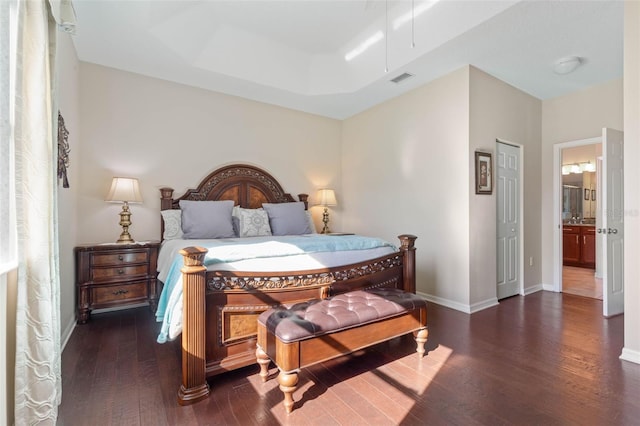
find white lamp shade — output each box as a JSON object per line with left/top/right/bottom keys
{"left": 105, "top": 177, "right": 143, "bottom": 203}
{"left": 316, "top": 188, "right": 337, "bottom": 206}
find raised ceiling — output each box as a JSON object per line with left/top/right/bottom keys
{"left": 71, "top": 0, "right": 623, "bottom": 119}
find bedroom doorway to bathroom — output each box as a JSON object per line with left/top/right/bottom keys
{"left": 554, "top": 128, "right": 624, "bottom": 317}
{"left": 496, "top": 140, "right": 522, "bottom": 300}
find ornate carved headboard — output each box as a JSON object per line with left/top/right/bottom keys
{"left": 159, "top": 164, "right": 308, "bottom": 236}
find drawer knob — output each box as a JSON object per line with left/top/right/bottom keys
{"left": 117, "top": 269, "right": 124, "bottom": 275}
{"left": 112, "top": 289, "right": 129, "bottom": 296}
{"left": 118, "top": 255, "right": 124, "bottom": 261}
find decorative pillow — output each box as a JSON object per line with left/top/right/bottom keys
{"left": 161, "top": 209, "right": 183, "bottom": 240}
{"left": 236, "top": 207, "right": 272, "bottom": 237}
{"left": 306, "top": 211, "right": 317, "bottom": 234}
{"left": 232, "top": 205, "right": 241, "bottom": 236}
{"left": 262, "top": 202, "right": 312, "bottom": 236}
{"left": 179, "top": 200, "right": 235, "bottom": 239}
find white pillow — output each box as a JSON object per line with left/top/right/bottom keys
{"left": 161, "top": 209, "right": 183, "bottom": 240}
{"left": 235, "top": 207, "right": 272, "bottom": 237}
{"left": 306, "top": 211, "right": 317, "bottom": 234}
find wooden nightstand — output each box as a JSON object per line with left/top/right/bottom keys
{"left": 74, "top": 241, "right": 160, "bottom": 324}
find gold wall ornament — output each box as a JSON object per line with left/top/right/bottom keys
{"left": 57, "top": 111, "right": 70, "bottom": 188}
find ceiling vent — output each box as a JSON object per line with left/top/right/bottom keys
{"left": 390, "top": 72, "right": 414, "bottom": 84}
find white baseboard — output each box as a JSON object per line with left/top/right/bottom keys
{"left": 60, "top": 318, "right": 75, "bottom": 352}
{"left": 418, "top": 291, "right": 472, "bottom": 313}
{"left": 522, "top": 284, "right": 543, "bottom": 296}
{"left": 417, "top": 292, "right": 499, "bottom": 314}
{"left": 620, "top": 347, "right": 640, "bottom": 365}
{"left": 542, "top": 283, "right": 557, "bottom": 292}
{"left": 419, "top": 286, "right": 552, "bottom": 314}
{"left": 469, "top": 297, "right": 499, "bottom": 313}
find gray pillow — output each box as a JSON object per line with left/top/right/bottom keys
{"left": 262, "top": 202, "right": 312, "bottom": 236}
{"left": 179, "top": 200, "right": 235, "bottom": 239}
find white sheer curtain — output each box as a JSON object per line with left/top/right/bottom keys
{"left": 12, "top": 0, "right": 73, "bottom": 423}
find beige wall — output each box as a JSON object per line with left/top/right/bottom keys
{"left": 58, "top": 32, "right": 80, "bottom": 347}
{"left": 342, "top": 66, "right": 543, "bottom": 312}
{"left": 469, "top": 67, "right": 542, "bottom": 307}
{"left": 77, "top": 64, "right": 342, "bottom": 245}
{"left": 342, "top": 67, "right": 472, "bottom": 309}
{"left": 1, "top": 270, "right": 16, "bottom": 425}
{"left": 622, "top": 0, "right": 640, "bottom": 363}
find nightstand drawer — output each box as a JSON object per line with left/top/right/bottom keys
{"left": 91, "top": 264, "right": 148, "bottom": 281}
{"left": 92, "top": 281, "right": 148, "bottom": 305}
{"left": 92, "top": 250, "right": 149, "bottom": 266}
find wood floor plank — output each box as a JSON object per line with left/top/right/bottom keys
{"left": 58, "top": 291, "right": 640, "bottom": 425}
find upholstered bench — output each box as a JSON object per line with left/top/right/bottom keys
{"left": 256, "top": 288, "right": 428, "bottom": 413}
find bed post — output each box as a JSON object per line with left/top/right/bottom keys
{"left": 298, "top": 193, "right": 309, "bottom": 210}
{"left": 398, "top": 235, "right": 417, "bottom": 294}
{"left": 160, "top": 187, "right": 174, "bottom": 210}
{"left": 177, "top": 246, "right": 210, "bottom": 405}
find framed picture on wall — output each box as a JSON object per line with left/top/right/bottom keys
{"left": 475, "top": 151, "right": 492, "bottom": 194}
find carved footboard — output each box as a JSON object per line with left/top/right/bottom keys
{"left": 176, "top": 234, "right": 417, "bottom": 405}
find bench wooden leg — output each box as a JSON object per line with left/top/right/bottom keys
{"left": 277, "top": 371, "right": 298, "bottom": 414}
{"left": 414, "top": 327, "right": 428, "bottom": 358}
{"left": 256, "top": 347, "right": 271, "bottom": 383}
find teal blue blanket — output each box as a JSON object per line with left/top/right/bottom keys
{"left": 156, "top": 234, "right": 395, "bottom": 343}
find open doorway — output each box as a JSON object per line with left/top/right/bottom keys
{"left": 561, "top": 143, "right": 602, "bottom": 300}
{"left": 554, "top": 128, "right": 624, "bottom": 317}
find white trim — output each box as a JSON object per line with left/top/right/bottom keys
{"left": 470, "top": 297, "right": 499, "bottom": 313}
{"left": 522, "top": 284, "right": 543, "bottom": 295}
{"left": 419, "top": 291, "right": 499, "bottom": 314}
{"left": 542, "top": 283, "right": 557, "bottom": 292}
{"left": 620, "top": 347, "right": 640, "bottom": 365}
{"left": 552, "top": 136, "right": 601, "bottom": 293}
{"left": 60, "top": 318, "right": 75, "bottom": 352}
{"left": 418, "top": 291, "right": 472, "bottom": 314}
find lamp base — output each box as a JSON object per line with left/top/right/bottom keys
{"left": 321, "top": 207, "right": 331, "bottom": 234}
{"left": 116, "top": 233, "right": 135, "bottom": 244}
{"left": 116, "top": 203, "right": 135, "bottom": 244}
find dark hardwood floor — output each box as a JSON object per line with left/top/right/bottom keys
{"left": 58, "top": 292, "right": 640, "bottom": 425}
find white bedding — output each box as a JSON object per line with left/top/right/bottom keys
{"left": 157, "top": 237, "right": 395, "bottom": 283}
{"left": 155, "top": 235, "right": 397, "bottom": 343}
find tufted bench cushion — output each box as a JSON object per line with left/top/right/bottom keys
{"left": 258, "top": 288, "right": 427, "bottom": 343}
{"left": 256, "top": 287, "right": 428, "bottom": 414}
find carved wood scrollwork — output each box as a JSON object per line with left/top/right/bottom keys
{"left": 206, "top": 254, "right": 403, "bottom": 291}
{"left": 57, "top": 111, "right": 70, "bottom": 188}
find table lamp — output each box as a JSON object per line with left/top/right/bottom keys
{"left": 316, "top": 188, "right": 337, "bottom": 234}
{"left": 105, "top": 177, "right": 143, "bottom": 243}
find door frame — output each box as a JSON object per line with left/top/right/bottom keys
{"left": 552, "top": 136, "right": 601, "bottom": 293}
{"left": 496, "top": 139, "right": 525, "bottom": 297}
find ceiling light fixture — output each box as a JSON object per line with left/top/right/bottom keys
{"left": 553, "top": 56, "right": 582, "bottom": 75}
{"left": 562, "top": 161, "right": 595, "bottom": 175}
{"left": 344, "top": 31, "right": 384, "bottom": 62}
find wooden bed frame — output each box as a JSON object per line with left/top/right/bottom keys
{"left": 159, "top": 164, "right": 417, "bottom": 405}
